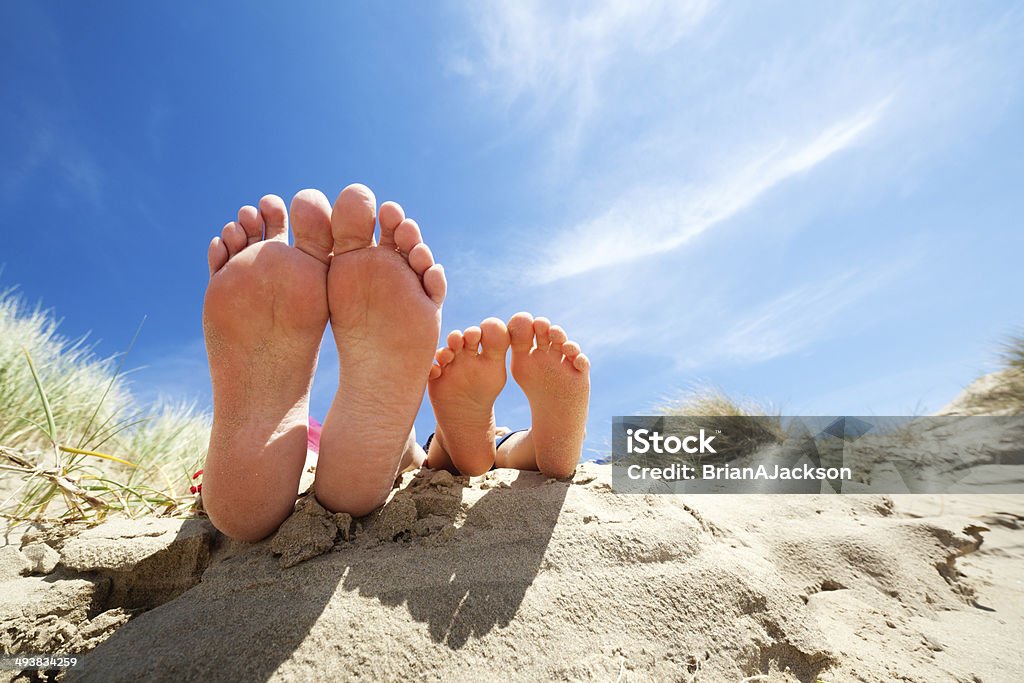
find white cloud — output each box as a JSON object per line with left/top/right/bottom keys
{"left": 453, "top": 0, "right": 713, "bottom": 147}
{"left": 682, "top": 263, "right": 902, "bottom": 369}
{"left": 529, "top": 96, "right": 891, "bottom": 283}
{"left": 444, "top": 1, "right": 1024, "bottom": 413}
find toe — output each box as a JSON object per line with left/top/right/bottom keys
{"left": 408, "top": 243, "right": 435, "bottom": 275}
{"left": 290, "top": 189, "right": 333, "bottom": 264}
{"left": 429, "top": 364, "right": 442, "bottom": 380}
{"left": 463, "top": 326, "right": 482, "bottom": 354}
{"left": 573, "top": 352, "right": 591, "bottom": 373}
{"left": 561, "top": 340, "right": 581, "bottom": 359}
{"left": 331, "top": 183, "right": 377, "bottom": 254}
{"left": 221, "top": 222, "right": 246, "bottom": 257}
{"left": 259, "top": 195, "right": 289, "bottom": 242}
{"left": 237, "top": 205, "right": 262, "bottom": 244}
{"left": 480, "top": 318, "right": 510, "bottom": 360}
{"left": 423, "top": 264, "right": 446, "bottom": 306}
{"left": 436, "top": 346, "right": 455, "bottom": 366}
{"left": 533, "top": 317, "right": 551, "bottom": 348}
{"left": 378, "top": 201, "right": 405, "bottom": 249}
{"left": 447, "top": 330, "right": 464, "bottom": 353}
{"left": 394, "top": 218, "right": 422, "bottom": 254}
{"left": 508, "top": 312, "right": 535, "bottom": 352}
{"left": 549, "top": 325, "right": 568, "bottom": 345}
{"left": 208, "top": 236, "right": 229, "bottom": 275}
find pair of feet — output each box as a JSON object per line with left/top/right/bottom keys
{"left": 203, "top": 184, "right": 443, "bottom": 541}
{"left": 201, "top": 184, "right": 589, "bottom": 543}
{"left": 426, "top": 315, "right": 590, "bottom": 479}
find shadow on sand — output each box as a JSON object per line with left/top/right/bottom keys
{"left": 74, "top": 470, "right": 568, "bottom": 682}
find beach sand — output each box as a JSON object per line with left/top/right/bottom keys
{"left": 2, "top": 462, "right": 1021, "bottom": 682}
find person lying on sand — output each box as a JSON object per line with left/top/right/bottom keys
{"left": 199, "top": 183, "right": 587, "bottom": 543}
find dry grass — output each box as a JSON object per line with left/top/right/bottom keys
{"left": 992, "top": 334, "right": 1024, "bottom": 413}
{"left": 658, "top": 385, "right": 785, "bottom": 463}
{"left": 944, "top": 334, "right": 1024, "bottom": 416}
{"left": 0, "top": 289, "right": 210, "bottom": 532}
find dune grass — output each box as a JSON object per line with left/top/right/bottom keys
{"left": 987, "top": 334, "right": 1024, "bottom": 413}
{"left": 1004, "top": 335, "right": 1024, "bottom": 371}
{"left": 658, "top": 386, "right": 784, "bottom": 463}
{"left": 946, "top": 333, "right": 1024, "bottom": 416}
{"left": 0, "top": 289, "right": 210, "bottom": 531}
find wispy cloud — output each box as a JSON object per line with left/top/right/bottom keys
{"left": 442, "top": 3, "right": 1022, "bottom": 452}
{"left": 529, "top": 96, "right": 891, "bottom": 283}
{"left": 681, "top": 262, "right": 904, "bottom": 369}
{"left": 452, "top": 0, "right": 713, "bottom": 148}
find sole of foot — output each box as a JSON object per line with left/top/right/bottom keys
{"left": 427, "top": 318, "right": 511, "bottom": 475}
{"left": 508, "top": 312, "right": 590, "bottom": 479}
{"left": 202, "top": 191, "right": 334, "bottom": 541}
{"left": 315, "top": 184, "right": 446, "bottom": 516}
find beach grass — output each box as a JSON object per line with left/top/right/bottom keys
{"left": 948, "top": 333, "right": 1024, "bottom": 416}
{"left": 659, "top": 385, "right": 784, "bottom": 463}
{"left": 993, "top": 334, "right": 1024, "bottom": 413}
{"left": 0, "top": 289, "right": 210, "bottom": 531}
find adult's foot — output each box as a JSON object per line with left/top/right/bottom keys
{"left": 506, "top": 313, "right": 590, "bottom": 479}
{"left": 427, "top": 318, "right": 510, "bottom": 475}
{"left": 202, "top": 191, "right": 334, "bottom": 541}
{"left": 315, "top": 185, "right": 446, "bottom": 516}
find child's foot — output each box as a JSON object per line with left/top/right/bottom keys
{"left": 508, "top": 313, "right": 590, "bottom": 479}
{"left": 202, "top": 191, "right": 334, "bottom": 541}
{"left": 315, "top": 185, "right": 446, "bottom": 516}
{"left": 427, "top": 318, "right": 511, "bottom": 475}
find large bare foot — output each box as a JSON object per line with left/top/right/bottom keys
{"left": 201, "top": 191, "right": 335, "bottom": 541}
{"left": 504, "top": 313, "right": 590, "bottom": 479}
{"left": 315, "top": 185, "right": 446, "bottom": 516}
{"left": 426, "top": 318, "right": 510, "bottom": 475}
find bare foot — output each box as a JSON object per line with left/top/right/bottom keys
{"left": 426, "top": 318, "right": 510, "bottom": 475}
{"left": 201, "top": 191, "right": 334, "bottom": 541}
{"left": 315, "top": 185, "right": 446, "bottom": 516}
{"left": 505, "top": 313, "right": 590, "bottom": 479}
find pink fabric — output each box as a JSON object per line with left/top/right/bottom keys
{"left": 307, "top": 417, "right": 323, "bottom": 454}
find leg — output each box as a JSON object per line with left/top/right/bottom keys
{"left": 494, "top": 430, "right": 540, "bottom": 470}
{"left": 202, "top": 191, "right": 334, "bottom": 541}
{"left": 398, "top": 427, "right": 429, "bottom": 473}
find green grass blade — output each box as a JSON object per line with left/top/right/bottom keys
{"left": 77, "top": 316, "right": 146, "bottom": 449}
{"left": 88, "top": 415, "right": 149, "bottom": 453}
{"left": 21, "top": 348, "right": 57, "bottom": 447}
{"left": 13, "top": 416, "right": 53, "bottom": 441}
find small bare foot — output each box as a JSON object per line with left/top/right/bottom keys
{"left": 506, "top": 313, "right": 590, "bottom": 479}
{"left": 427, "top": 318, "right": 511, "bottom": 475}
{"left": 315, "top": 185, "right": 446, "bottom": 516}
{"left": 202, "top": 191, "right": 334, "bottom": 541}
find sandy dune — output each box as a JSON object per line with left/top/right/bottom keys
{"left": 3, "top": 462, "right": 1021, "bottom": 682}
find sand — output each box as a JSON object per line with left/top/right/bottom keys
{"left": 2, "top": 462, "right": 1022, "bottom": 683}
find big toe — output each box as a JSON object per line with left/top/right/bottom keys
{"left": 480, "top": 317, "right": 510, "bottom": 360}
{"left": 291, "top": 189, "right": 334, "bottom": 264}
{"left": 508, "top": 312, "right": 535, "bottom": 352}
{"left": 331, "top": 183, "right": 377, "bottom": 255}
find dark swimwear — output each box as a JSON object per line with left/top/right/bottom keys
{"left": 422, "top": 428, "right": 527, "bottom": 455}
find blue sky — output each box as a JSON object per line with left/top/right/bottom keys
{"left": 3, "top": 1, "right": 1022, "bottom": 460}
